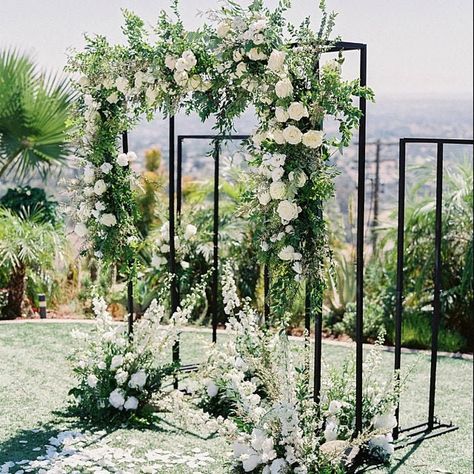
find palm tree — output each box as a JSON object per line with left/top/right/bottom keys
{"left": 0, "top": 49, "right": 74, "bottom": 180}
{"left": 0, "top": 208, "right": 66, "bottom": 319}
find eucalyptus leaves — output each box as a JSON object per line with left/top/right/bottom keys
{"left": 67, "top": 0, "right": 372, "bottom": 308}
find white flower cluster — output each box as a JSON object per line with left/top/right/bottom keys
{"left": 150, "top": 221, "right": 197, "bottom": 271}
{"left": 71, "top": 149, "right": 138, "bottom": 240}
{"left": 69, "top": 291, "right": 199, "bottom": 416}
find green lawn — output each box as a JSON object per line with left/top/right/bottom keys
{"left": 0, "top": 322, "right": 472, "bottom": 473}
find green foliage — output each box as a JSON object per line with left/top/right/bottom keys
{"left": 0, "top": 208, "right": 65, "bottom": 274}
{"left": 0, "top": 186, "right": 58, "bottom": 224}
{"left": 0, "top": 49, "right": 74, "bottom": 180}
{"left": 365, "top": 162, "right": 473, "bottom": 352}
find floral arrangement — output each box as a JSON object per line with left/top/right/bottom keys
{"left": 67, "top": 0, "right": 373, "bottom": 311}
{"left": 68, "top": 278, "right": 207, "bottom": 419}
{"left": 187, "top": 264, "right": 400, "bottom": 472}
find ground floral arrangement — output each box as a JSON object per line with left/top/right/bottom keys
{"left": 61, "top": 265, "right": 401, "bottom": 474}
{"left": 67, "top": 0, "right": 373, "bottom": 315}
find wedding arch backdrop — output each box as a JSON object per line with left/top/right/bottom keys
{"left": 68, "top": 0, "right": 467, "bottom": 454}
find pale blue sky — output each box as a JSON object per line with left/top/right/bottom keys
{"left": 0, "top": 0, "right": 472, "bottom": 98}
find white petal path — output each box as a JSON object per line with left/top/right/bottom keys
{"left": 1, "top": 430, "right": 215, "bottom": 474}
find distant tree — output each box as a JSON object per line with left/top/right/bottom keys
{"left": 0, "top": 49, "right": 74, "bottom": 180}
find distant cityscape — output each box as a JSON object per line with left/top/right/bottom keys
{"left": 3, "top": 97, "right": 472, "bottom": 245}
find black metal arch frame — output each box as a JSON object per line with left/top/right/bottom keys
{"left": 393, "top": 137, "right": 474, "bottom": 446}
{"left": 162, "top": 40, "right": 369, "bottom": 434}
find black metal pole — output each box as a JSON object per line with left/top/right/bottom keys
{"left": 122, "top": 131, "right": 134, "bottom": 337}
{"left": 355, "top": 44, "right": 367, "bottom": 436}
{"left": 263, "top": 264, "right": 270, "bottom": 323}
{"left": 177, "top": 138, "right": 183, "bottom": 219}
{"left": 428, "top": 142, "right": 444, "bottom": 431}
{"left": 393, "top": 138, "right": 406, "bottom": 440}
{"left": 169, "top": 117, "right": 180, "bottom": 385}
{"left": 212, "top": 141, "right": 220, "bottom": 343}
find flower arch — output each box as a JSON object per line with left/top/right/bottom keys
{"left": 67, "top": 0, "right": 372, "bottom": 314}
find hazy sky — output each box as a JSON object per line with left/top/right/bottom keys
{"left": 0, "top": 0, "right": 472, "bottom": 99}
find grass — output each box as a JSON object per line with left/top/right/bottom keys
{"left": 0, "top": 322, "right": 472, "bottom": 473}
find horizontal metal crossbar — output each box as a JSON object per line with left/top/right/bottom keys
{"left": 401, "top": 137, "right": 474, "bottom": 145}
{"left": 177, "top": 135, "right": 250, "bottom": 141}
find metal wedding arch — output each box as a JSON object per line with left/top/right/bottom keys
{"left": 121, "top": 41, "right": 472, "bottom": 446}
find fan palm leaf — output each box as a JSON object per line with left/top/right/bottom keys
{"left": 0, "top": 49, "right": 75, "bottom": 180}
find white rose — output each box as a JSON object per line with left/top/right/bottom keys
{"left": 151, "top": 255, "right": 166, "bottom": 268}
{"left": 269, "top": 181, "right": 286, "bottom": 200}
{"left": 115, "top": 77, "right": 129, "bottom": 94}
{"left": 129, "top": 369, "right": 148, "bottom": 389}
{"left": 216, "top": 21, "right": 231, "bottom": 38}
{"left": 115, "top": 369, "right": 128, "bottom": 386}
{"left": 165, "top": 55, "right": 177, "bottom": 70}
{"left": 116, "top": 153, "right": 129, "bottom": 167}
{"left": 87, "top": 373, "right": 98, "bottom": 388}
{"left": 184, "top": 224, "right": 197, "bottom": 239}
{"left": 271, "top": 129, "right": 286, "bottom": 145}
{"left": 173, "top": 70, "right": 188, "bottom": 86}
{"left": 100, "top": 213, "right": 117, "bottom": 227}
{"left": 181, "top": 260, "right": 190, "bottom": 269}
{"left": 181, "top": 50, "right": 197, "bottom": 69}
{"left": 277, "top": 200, "right": 300, "bottom": 222}
{"left": 78, "top": 76, "right": 89, "bottom": 88}
{"left": 74, "top": 222, "right": 88, "bottom": 238}
{"left": 258, "top": 191, "right": 271, "bottom": 206}
{"left": 108, "top": 389, "right": 125, "bottom": 410}
{"left": 100, "top": 162, "right": 113, "bottom": 174}
{"left": 83, "top": 165, "right": 95, "bottom": 184}
{"left": 289, "top": 170, "right": 308, "bottom": 187}
{"left": 278, "top": 245, "right": 296, "bottom": 261}
{"left": 282, "top": 125, "right": 302, "bottom": 145}
{"left": 270, "top": 458, "right": 288, "bottom": 474}
{"left": 303, "top": 130, "right": 324, "bottom": 149}
{"left": 93, "top": 179, "right": 107, "bottom": 196}
{"left": 292, "top": 261, "right": 303, "bottom": 274}
{"left": 267, "top": 50, "right": 286, "bottom": 72}
{"left": 175, "top": 58, "right": 188, "bottom": 72}
{"left": 287, "top": 102, "right": 309, "bottom": 121}
{"left": 233, "top": 50, "right": 243, "bottom": 62}
{"left": 124, "top": 396, "right": 139, "bottom": 411}
{"left": 206, "top": 380, "right": 219, "bottom": 398}
{"left": 275, "top": 107, "right": 288, "bottom": 123}
{"left": 235, "top": 62, "right": 247, "bottom": 78}
{"left": 328, "top": 400, "right": 343, "bottom": 415}
{"left": 247, "top": 48, "right": 267, "bottom": 61}
{"left": 275, "top": 78, "right": 293, "bottom": 98}
{"left": 188, "top": 75, "right": 202, "bottom": 90}
{"left": 324, "top": 421, "right": 338, "bottom": 442}
{"left": 145, "top": 86, "right": 159, "bottom": 103}
{"left": 127, "top": 151, "right": 137, "bottom": 162}
{"left": 373, "top": 413, "right": 397, "bottom": 431}
{"left": 106, "top": 92, "right": 119, "bottom": 104}
{"left": 110, "top": 355, "right": 124, "bottom": 370}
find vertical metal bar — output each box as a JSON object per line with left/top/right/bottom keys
{"left": 177, "top": 138, "right": 183, "bottom": 219}
{"left": 263, "top": 264, "right": 270, "bottom": 323}
{"left": 371, "top": 139, "right": 381, "bottom": 254}
{"left": 212, "top": 141, "right": 220, "bottom": 343}
{"left": 355, "top": 45, "right": 367, "bottom": 436}
{"left": 313, "top": 284, "right": 323, "bottom": 403}
{"left": 428, "top": 142, "right": 444, "bottom": 430}
{"left": 169, "top": 117, "right": 179, "bottom": 382}
{"left": 122, "top": 131, "right": 134, "bottom": 337}
{"left": 394, "top": 139, "right": 406, "bottom": 440}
